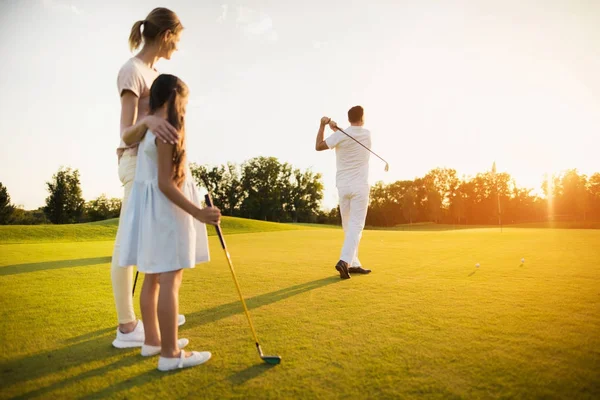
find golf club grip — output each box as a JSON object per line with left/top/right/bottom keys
{"left": 204, "top": 194, "right": 227, "bottom": 249}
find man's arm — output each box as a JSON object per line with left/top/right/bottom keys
{"left": 315, "top": 116, "right": 331, "bottom": 151}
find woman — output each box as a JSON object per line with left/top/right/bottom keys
{"left": 112, "top": 7, "right": 185, "bottom": 349}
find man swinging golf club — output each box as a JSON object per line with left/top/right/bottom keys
{"left": 315, "top": 105, "right": 373, "bottom": 279}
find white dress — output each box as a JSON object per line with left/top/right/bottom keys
{"left": 118, "top": 131, "right": 210, "bottom": 274}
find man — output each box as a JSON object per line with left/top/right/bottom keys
{"left": 315, "top": 105, "right": 372, "bottom": 279}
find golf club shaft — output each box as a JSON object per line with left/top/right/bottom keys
{"left": 221, "top": 242, "right": 261, "bottom": 345}
{"left": 132, "top": 271, "right": 139, "bottom": 296}
{"left": 204, "top": 194, "right": 260, "bottom": 346}
{"left": 336, "top": 126, "right": 389, "bottom": 166}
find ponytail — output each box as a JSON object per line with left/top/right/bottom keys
{"left": 128, "top": 20, "right": 144, "bottom": 51}
{"left": 128, "top": 8, "right": 182, "bottom": 52}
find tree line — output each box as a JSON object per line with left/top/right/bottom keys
{"left": 1, "top": 161, "right": 599, "bottom": 226}
{"left": 190, "top": 156, "right": 324, "bottom": 223}
{"left": 0, "top": 168, "right": 122, "bottom": 225}
{"left": 0, "top": 156, "right": 325, "bottom": 225}
{"left": 366, "top": 168, "right": 600, "bottom": 226}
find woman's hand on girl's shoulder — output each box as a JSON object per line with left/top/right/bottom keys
{"left": 195, "top": 206, "right": 221, "bottom": 225}
{"left": 145, "top": 115, "right": 179, "bottom": 145}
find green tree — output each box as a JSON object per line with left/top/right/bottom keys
{"left": 588, "top": 173, "right": 600, "bottom": 220}
{"left": 10, "top": 207, "right": 48, "bottom": 225}
{"left": 240, "top": 157, "right": 287, "bottom": 221}
{"left": 0, "top": 183, "right": 15, "bottom": 224}
{"left": 191, "top": 162, "right": 244, "bottom": 216}
{"left": 287, "top": 169, "right": 324, "bottom": 222}
{"left": 43, "top": 167, "right": 85, "bottom": 224}
{"left": 560, "top": 169, "right": 589, "bottom": 220}
{"left": 366, "top": 182, "right": 388, "bottom": 226}
{"left": 85, "top": 194, "right": 122, "bottom": 222}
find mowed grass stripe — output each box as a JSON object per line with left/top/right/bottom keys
{"left": 0, "top": 216, "right": 317, "bottom": 244}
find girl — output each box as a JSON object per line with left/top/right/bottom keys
{"left": 119, "top": 74, "right": 221, "bottom": 371}
{"left": 112, "top": 7, "right": 186, "bottom": 348}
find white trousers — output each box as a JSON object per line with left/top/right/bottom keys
{"left": 111, "top": 154, "right": 137, "bottom": 324}
{"left": 338, "top": 185, "right": 370, "bottom": 266}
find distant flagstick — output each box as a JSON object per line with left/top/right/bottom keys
{"left": 492, "top": 161, "right": 502, "bottom": 233}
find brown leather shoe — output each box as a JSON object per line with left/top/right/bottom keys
{"left": 335, "top": 260, "right": 351, "bottom": 279}
{"left": 348, "top": 266, "right": 371, "bottom": 274}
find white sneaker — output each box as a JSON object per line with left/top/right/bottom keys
{"left": 141, "top": 338, "right": 190, "bottom": 357}
{"left": 112, "top": 316, "right": 183, "bottom": 349}
{"left": 112, "top": 320, "right": 145, "bottom": 349}
{"left": 158, "top": 350, "right": 212, "bottom": 372}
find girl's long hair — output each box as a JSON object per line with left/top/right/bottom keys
{"left": 149, "top": 74, "right": 189, "bottom": 187}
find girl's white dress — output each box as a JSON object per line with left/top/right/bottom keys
{"left": 118, "top": 131, "right": 210, "bottom": 273}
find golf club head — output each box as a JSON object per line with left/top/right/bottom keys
{"left": 257, "top": 343, "right": 281, "bottom": 365}
{"left": 262, "top": 355, "right": 282, "bottom": 365}
{"left": 384, "top": 163, "right": 390, "bottom": 172}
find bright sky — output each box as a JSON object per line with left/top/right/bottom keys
{"left": 0, "top": 0, "right": 598, "bottom": 210}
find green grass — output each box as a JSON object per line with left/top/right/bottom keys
{"left": 296, "top": 221, "right": 600, "bottom": 232}
{"left": 509, "top": 221, "right": 600, "bottom": 229}
{"left": 1, "top": 224, "right": 599, "bottom": 398}
{"left": 368, "top": 223, "right": 491, "bottom": 231}
{"left": 84, "top": 218, "right": 121, "bottom": 226}
{"left": 3, "top": 219, "right": 597, "bottom": 245}
{"left": 368, "top": 221, "right": 600, "bottom": 231}
{"left": 0, "top": 217, "right": 314, "bottom": 244}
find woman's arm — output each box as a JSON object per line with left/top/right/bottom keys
{"left": 156, "top": 139, "right": 221, "bottom": 225}
{"left": 120, "top": 91, "right": 180, "bottom": 146}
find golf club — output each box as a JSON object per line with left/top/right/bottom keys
{"left": 330, "top": 119, "right": 389, "bottom": 172}
{"left": 132, "top": 271, "right": 139, "bottom": 296}
{"left": 204, "top": 190, "right": 281, "bottom": 365}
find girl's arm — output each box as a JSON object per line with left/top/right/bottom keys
{"left": 156, "top": 139, "right": 221, "bottom": 225}
{"left": 120, "top": 91, "right": 180, "bottom": 146}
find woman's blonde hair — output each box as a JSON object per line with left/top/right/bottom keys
{"left": 129, "top": 7, "right": 183, "bottom": 52}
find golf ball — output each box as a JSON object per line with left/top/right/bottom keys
{"left": 521, "top": 258, "right": 525, "bottom": 263}
{"left": 475, "top": 263, "right": 480, "bottom": 268}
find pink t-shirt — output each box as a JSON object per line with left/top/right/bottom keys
{"left": 116, "top": 57, "right": 159, "bottom": 158}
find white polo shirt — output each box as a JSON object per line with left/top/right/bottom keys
{"left": 325, "top": 126, "right": 372, "bottom": 188}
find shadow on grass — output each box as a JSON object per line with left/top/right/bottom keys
{"left": 86, "top": 367, "right": 222, "bottom": 399}
{"left": 64, "top": 326, "right": 116, "bottom": 344}
{"left": 0, "top": 256, "right": 112, "bottom": 276}
{"left": 2, "top": 277, "right": 337, "bottom": 397}
{"left": 1, "top": 331, "right": 134, "bottom": 394}
{"left": 183, "top": 276, "right": 340, "bottom": 330}
{"left": 86, "top": 362, "right": 276, "bottom": 398}
{"left": 10, "top": 350, "right": 143, "bottom": 400}
{"left": 468, "top": 270, "right": 478, "bottom": 277}
{"left": 85, "top": 369, "right": 163, "bottom": 400}
{"left": 228, "top": 363, "right": 276, "bottom": 385}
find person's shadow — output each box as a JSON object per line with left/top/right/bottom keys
{"left": 182, "top": 276, "right": 341, "bottom": 330}
{"left": 2, "top": 276, "right": 340, "bottom": 398}
{"left": 0, "top": 256, "right": 112, "bottom": 276}
{"left": 228, "top": 363, "right": 277, "bottom": 385}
